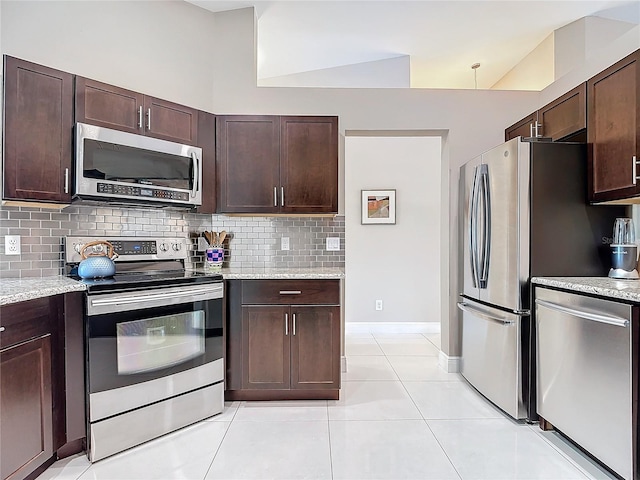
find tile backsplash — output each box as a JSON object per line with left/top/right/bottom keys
{"left": 0, "top": 205, "right": 345, "bottom": 278}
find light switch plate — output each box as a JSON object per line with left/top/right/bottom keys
{"left": 281, "top": 237, "right": 290, "bottom": 251}
{"left": 326, "top": 237, "right": 340, "bottom": 251}
{"left": 5, "top": 235, "right": 20, "bottom": 255}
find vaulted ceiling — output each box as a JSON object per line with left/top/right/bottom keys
{"left": 188, "top": 0, "right": 640, "bottom": 89}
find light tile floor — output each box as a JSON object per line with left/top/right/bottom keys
{"left": 40, "top": 331, "right": 617, "bottom": 480}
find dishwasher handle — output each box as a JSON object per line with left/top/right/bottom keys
{"left": 457, "top": 302, "right": 515, "bottom": 326}
{"left": 535, "top": 298, "right": 630, "bottom": 328}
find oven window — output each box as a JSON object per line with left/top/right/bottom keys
{"left": 83, "top": 138, "right": 193, "bottom": 190}
{"left": 116, "top": 311, "right": 205, "bottom": 374}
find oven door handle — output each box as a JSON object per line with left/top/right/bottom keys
{"left": 87, "top": 284, "right": 223, "bottom": 315}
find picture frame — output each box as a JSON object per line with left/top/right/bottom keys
{"left": 361, "top": 189, "right": 396, "bottom": 224}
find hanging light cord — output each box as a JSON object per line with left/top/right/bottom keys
{"left": 471, "top": 63, "right": 481, "bottom": 90}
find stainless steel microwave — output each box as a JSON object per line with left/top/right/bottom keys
{"left": 74, "top": 123, "right": 202, "bottom": 208}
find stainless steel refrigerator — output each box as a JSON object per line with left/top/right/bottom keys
{"left": 458, "top": 137, "right": 624, "bottom": 421}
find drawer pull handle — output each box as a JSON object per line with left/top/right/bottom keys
{"left": 285, "top": 313, "right": 289, "bottom": 336}
{"left": 279, "top": 290, "right": 301, "bottom": 295}
{"left": 293, "top": 313, "right": 296, "bottom": 335}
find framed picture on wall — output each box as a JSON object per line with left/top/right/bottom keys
{"left": 361, "top": 189, "right": 396, "bottom": 224}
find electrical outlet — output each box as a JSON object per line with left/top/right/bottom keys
{"left": 326, "top": 237, "right": 340, "bottom": 251}
{"left": 281, "top": 237, "right": 290, "bottom": 251}
{"left": 375, "top": 299, "right": 383, "bottom": 311}
{"left": 5, "top": 235, "right": 21, "bottom": 255}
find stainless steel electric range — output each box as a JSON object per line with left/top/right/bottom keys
{"left": 64, "top": 236, "right": 224, "bottom": 462}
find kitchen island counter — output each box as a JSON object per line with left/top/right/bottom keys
{"left": 532, "top": 276, "right": 640, "bottom": 303}
{"left": 0, "top": 276, "right": 86, "bottom": 306}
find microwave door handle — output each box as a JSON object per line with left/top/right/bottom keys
{"left": 190, "top": 151, "right": 200, "bottom": 198}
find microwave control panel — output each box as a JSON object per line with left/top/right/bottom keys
{"left": 97, "top": 183, "right": 189, "bottom": 202}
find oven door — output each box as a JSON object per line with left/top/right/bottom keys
{"left": 85, "top": 282, "right": 223, "bottom": 422}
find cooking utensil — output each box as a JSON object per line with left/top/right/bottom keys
{"left": 203, "top": 231, "right": 213, "bottom": 246}
{"left": 78, "top": 240, "right": 117, "bottom": 279}
{"left": 218, "top": 230, "right": 227, "bottom": 245}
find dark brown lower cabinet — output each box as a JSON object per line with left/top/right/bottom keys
{"left": 227, "top": 279, "right": 341, "bottom": 400}
{"left": 1, "top": 335, "right": 53, "bottom": 480}
{"left": 0, "top": 293, "right": 85, "bottom": 480}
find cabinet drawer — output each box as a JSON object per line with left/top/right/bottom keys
{"left": 0, "top": 296, "right": 58, "bottom": 349}
{"left": 242, "top": 280, "right": 340, "bottom": 305}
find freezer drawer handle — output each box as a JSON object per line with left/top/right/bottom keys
{"left": 457, "top": 302, "right": 514, "bottom": 325}
{"left": 535, "top": 299, "right": 629, "bottom": 327}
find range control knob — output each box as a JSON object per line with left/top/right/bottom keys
{"left": 172, "top": 242, "right": 182, "bottom": 252}
{"left": 159, "top": 242, "right": 169, "bottom": 252}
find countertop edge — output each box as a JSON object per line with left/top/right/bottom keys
{"left": 532, "top": 277, "right": 640, "bottom": 303}
{"left": 1, "top": 277, "right": 87, "bottom": 306}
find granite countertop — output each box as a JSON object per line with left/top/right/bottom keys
{"left": 0, "top": 268, "right": 345, "bottom": 306}
{"left": 0, "top": 276, "right": 87, "bottom": 306}
{"left": 218, "top": 267, "right": 345, "bottom": 280}
{"left": 532, "top": 277, "right": 640, "bottom": 303}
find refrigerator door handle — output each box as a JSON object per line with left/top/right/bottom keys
{"left": 478, "top": 164, "right": 491, "bottom": 288}
{"left": 535, "top": 299, "right": 630, "bottom": 327}
{"left": 469, "top": 166, "right": 481, "bottom": 288}
{"left": 457, "top": 302, "right": 515, "bottom": 325}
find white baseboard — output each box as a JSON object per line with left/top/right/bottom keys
{"left": 345, "top": 322, "right": 440, "bottom": 335}
{"left": 438, "top": 350, "right": 460, "bottom": 373}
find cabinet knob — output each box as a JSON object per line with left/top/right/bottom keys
{"left": 0, "top": 326, "right": 5, "bottom": 333}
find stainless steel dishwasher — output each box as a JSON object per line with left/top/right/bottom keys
{"left": 535, "top": 287, "right": 635, "bottom": 480}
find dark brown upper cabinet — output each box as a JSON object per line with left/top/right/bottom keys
{"left": 3, "top": 56, "right": 74, "bottom": 203}
{"left": 538, "top": 83, "right": 586, "bottom": 141}
{"left": 505, "top": 112, "right": 538, "bottom": 141}
{"left": 588, "top": 50, "right": 640, "bottom": 203}
{"left": 505, "top": 83, "right": 586, "bottom": 143}
{"left": 196, "top": 111, "right": 217, "bottom": 214}
{"left": 75, "top": 77, "right": 198, "bottom": 145}
{"left": 216, "top": 115, "right": 338, "bottom": 214}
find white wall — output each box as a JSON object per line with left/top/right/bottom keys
{"left": 0, "top": 0, "right": 218, "bottom": 112}
{"left": 345, "top": 135, "right": 441, "bottom": 324}
{"left": 259, "top": 56, "right": 411, "bottom": 88}
{"left": 492, "top": 33, "right": 554, "bottom": 91}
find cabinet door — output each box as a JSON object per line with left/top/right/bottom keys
{"left": 538, "top": 83, "right": 586, "bottom": 141}
{"left": 144, "top": 96, "right": 198, "bottom": 144}
{"left": 505, "top": 112, "right": 537, "bottom": 141}
{"left": 290, "top": 306, "right": 340, "bottom": 390}
{"left": 3, "top": 56, "right": 73, "bottom": 203}
{"left": 588, "top": 50, "right": 640, "bottom": 203}
{"left": 216, "top": 116, "right": 280, "bottom": 213}
{"left": 242, "top": 306, "right": 290, "bottom": 389}
{"left": 0, "top": 335, "right": 53, "bottom": 480}
{"left": 280, "top": 116, "right": 338, "bottom": 214}
{"left": 75, "top": 77, "right": 143, "bottom": 134}
{"left": 196, "top": 111, "right": 216, "bottom": 214}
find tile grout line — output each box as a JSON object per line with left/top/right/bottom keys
{"left": 201, "top": 404, "right": 239, "bottom": 480}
